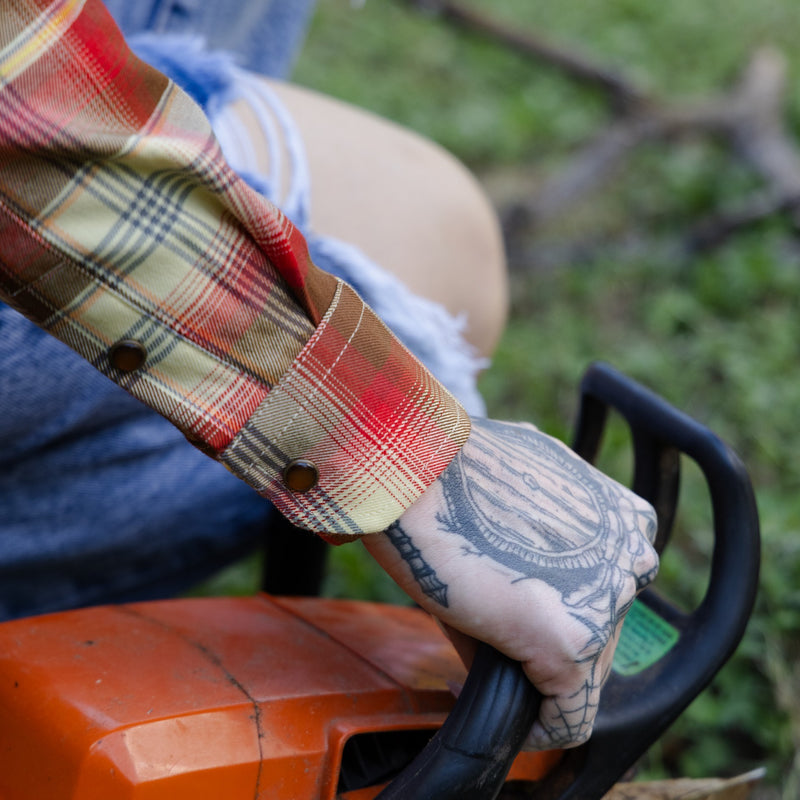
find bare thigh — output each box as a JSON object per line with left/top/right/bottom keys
{"left": 229, "top": 80, "right": 508, "bottom": 358}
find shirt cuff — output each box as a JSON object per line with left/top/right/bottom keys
{"left": 219, "top": 279, "right": 472, "bottom": 535}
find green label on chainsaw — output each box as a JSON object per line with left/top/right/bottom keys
{"left": 612, "top": 600, "right": 679, "bottom": 676}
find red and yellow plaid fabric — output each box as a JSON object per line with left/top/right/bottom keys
{"left": 0, "top": 0, "right": 470, "bottom": 535}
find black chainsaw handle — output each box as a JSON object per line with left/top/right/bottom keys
{"left": 572, "top": 361, "right": 760, "bottom": 643}
{"left": 379, "top": 362, "right": 759, "bottom": 800}
{"left": 376, "top": 641, "right": 542, "bottom": 800}
{"left": 537, "top": 362, "right": 761, "bottom": 799}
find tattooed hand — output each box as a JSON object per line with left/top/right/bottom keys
{"left": 362, "top": 417, "right": 658, "bottom": 751}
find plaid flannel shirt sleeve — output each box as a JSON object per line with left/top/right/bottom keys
{"left": 0, "top": 0, "right": 471, "bottom": 536}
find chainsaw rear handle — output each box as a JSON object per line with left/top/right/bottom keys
{"left": 378, "top": 362, "right": 760, "bottom": 800}
{"left": 538, "top": 361, "right": 761, "bottom": 799}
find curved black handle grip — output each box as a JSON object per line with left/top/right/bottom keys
{"left": 379, "top": 363, "right": 760, "bottom": 800}
{"left": 540, "top": 362, "right": 761, "bottom": 799}
{"left": 574, "top": 362, "right": 760, "bottom": 670}
{"left": 376, "top": 643, "right": 542, "bottom": 800}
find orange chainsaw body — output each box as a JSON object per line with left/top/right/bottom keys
{"left": 0, "top": 595, "right": 559, "bottom": 799}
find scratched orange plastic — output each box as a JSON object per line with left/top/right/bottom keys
{"left": 0, "top": 595, "right": 558, "bottom": 799}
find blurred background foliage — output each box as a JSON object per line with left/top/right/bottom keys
{"left": 202, "top": 1, "right": 800, "bottom": 796}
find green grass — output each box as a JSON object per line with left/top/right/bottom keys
{"left": 294, "top": 0, "right": 800, "bottom": 169}
{"left": 479, "top": 230, "right": 800, "bottom": 789}
{"left": 197, "top": 2, "right": 800, "bottom": 794}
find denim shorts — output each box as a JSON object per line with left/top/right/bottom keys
{"left": 103, "top": 0, "right": 318, "bottom": 78}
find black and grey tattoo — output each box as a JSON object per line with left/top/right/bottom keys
{"left": 385, "top": 521, "right": 449, "bottom": 607}
{"left": 440, "top": 418, "right": 656, "bottom": 600}
{"left": 385, "top": 417, "right": 657, "bottom": 747}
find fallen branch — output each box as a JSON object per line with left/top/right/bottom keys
{"left": 688, "top": 191, "right": 800, "bottom": 253}
{"left": 400, "top": 0, "right": 648, "bottom": 112}
{"left": 399, "top": 0, "right": 800, "bottom": 254}
{"left": 522, "top": 48, "right": 800, "bottom": 236}
{"left": 604, "top": 768, "right": 765, "bottom": 800}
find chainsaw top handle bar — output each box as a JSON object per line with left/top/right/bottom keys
{"left": 377, "top": 362, "right": 760, "bottom": 800}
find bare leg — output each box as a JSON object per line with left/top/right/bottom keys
{"left": 229, "top": 80, "right": 508, "bottom": 358}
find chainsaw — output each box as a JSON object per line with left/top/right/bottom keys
{"left": 0, "top": 363, "right": 760, "bottom": 800}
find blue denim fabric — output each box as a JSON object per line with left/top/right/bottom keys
{"left": 0, "top": 304, "right": 272, "bottom": 620}
{"left": 103, "top": 0, "right": 318, "bottom": 78}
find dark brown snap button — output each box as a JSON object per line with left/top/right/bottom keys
{"left": 283, "top": 459, "right": 319, "bottom": 492}
{"left": 109, "top": 339, "right": 147, "bottom": 372}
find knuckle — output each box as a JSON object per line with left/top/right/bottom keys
{"left": 554, "top": 721, "right": 595, "bottom": 750}
{"left": 643, "top": 511, "right": 658, "bottom": 543}
{"left": 569, "top": 723, "right": 594, "bottom": 748}
{"left": 634, "top": 544, "right": 659, "bottom": 589}
{"left": 522, "top": 646, "right": 592, "bottom": 697}
{"left": 641, "top": 537, "right": 660, "bottom": 569}
{"left": 631, "top": 498, "right": 658, "bottom": 540}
